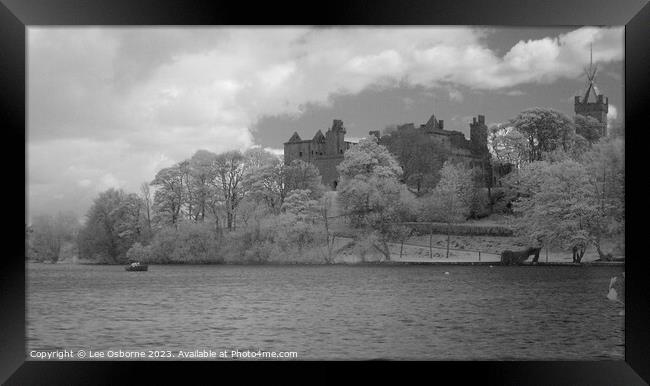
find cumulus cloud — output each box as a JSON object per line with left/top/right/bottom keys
{"left": 448, "top": 88, "right": 464, "bottom": 102}
{"left": 607, "top": 104, "right": 618, "bottom": 128}
{"left": 27, "top": 26, "right": 623, "bottom": 219}
{"left": 263, "top": 147, "right": 285, "bottom": 157}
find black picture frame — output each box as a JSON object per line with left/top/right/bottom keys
{"left": 2, "top": 0, "right": 648, "bottom": 384}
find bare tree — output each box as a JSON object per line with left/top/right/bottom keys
{"left": 318, "top": 192, "right": 337, "bottom": 263}
{"left": 29, "top": 212, "right": 80, "bottom": 262}
{"left": 140, "top": 182, "right": 153, "bottom": 237}
{"left": 151, "top": 165, "right": 185, "bottom": 227}
{"left": 213, "top": 151, "right": 247, "bottom": 230}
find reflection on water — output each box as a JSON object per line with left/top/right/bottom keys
{"left": 27, "top": 263, "right": 624, "bottom": 360}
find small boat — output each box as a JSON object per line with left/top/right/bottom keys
{"left": 125, "top": 262, "right": 148, "bottom": 272}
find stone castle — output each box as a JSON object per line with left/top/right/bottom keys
{"left": 284, "top": 119, "right": 356, "bottom": 190}
{"left": 284, "top": 114, "right": 489, "bottom": 190}
{"left": 284, "top": 46, "right": 610, "bottom": 190}
{"left": 371, "top": 113, "right": 489, "bottom": 169}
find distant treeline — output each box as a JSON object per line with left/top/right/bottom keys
{"left": 26, "top": 108, "right": 624, "bottom": 264}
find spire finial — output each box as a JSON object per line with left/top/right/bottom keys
{"left": 581, "top": 42, "right": 600, "bottom": 103}
{"left": 590, "top": 42, "right": 593, "bottom": 69}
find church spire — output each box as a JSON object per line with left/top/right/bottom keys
{"left": 574, "top": 42, "right": 609, "bottom": 132}
{"left": 581, "top": 43, "right": 600, "bottom": 103}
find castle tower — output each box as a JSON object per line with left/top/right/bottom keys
{"left": 326, "top": 119, "right": 346, "bottom": 155}
{"left": 470, "top": 115, "right": 488, "bottom": 155}
{"left": 574, "top": 44, "right": 608, "bottom": 136}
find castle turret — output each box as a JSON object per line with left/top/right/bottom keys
{"left": 470, "top": 115, "right": 488, "bottom": 155}
{"left": 327, "top": 119, "right": 347, "bottom": 155}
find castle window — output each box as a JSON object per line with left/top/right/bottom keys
{"left": 299, "top": 151, "right": 302, "bottom": 157}
{"left": 340, "top": 149, "right": 343, "bottom": 154}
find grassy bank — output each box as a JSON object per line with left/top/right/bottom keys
{"left": 39, "top": 215, "right": 623, "bottom": 266}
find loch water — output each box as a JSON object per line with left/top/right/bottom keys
{"left": 27, "top": 263, "right": 624, "bottom": 360}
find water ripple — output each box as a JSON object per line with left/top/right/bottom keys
{"left": 27, "top": 263, "right": 624, "bottom": 360}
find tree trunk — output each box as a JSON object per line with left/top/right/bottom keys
{"left": 573, "top": 244, "right": 586, "bottom": 263}
{"left": 327, "top": 235, "right": 336, "bottom": 264}
{"left": 595, "top": 243, "right": 613, "bottom": 261}
{"left": 487, "top": 186, "right": 493, "bottom": 214}
{"left": 323, "top": 214, "right": 335, "bottom": 264}
{"left": 384, "top": 241, "right": 391, "bottom": 261}
{"left": 227, "top": 211, "right": 233, "bottom": 231}
{"left": 214, "top": 217, "right": 222, "bottom": 240}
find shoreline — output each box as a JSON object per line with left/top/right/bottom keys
{"left": 28, "top": 260, "right": 624, "bottom": 267}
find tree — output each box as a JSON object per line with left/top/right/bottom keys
{"left": 244, "top": 147, "right": 280, "bottom": 170}
{"left": 236, "top": 196, "right": 269, "bottom": 229}
{"left": 420, "top": 161, "right": 478, "bottom": 222}
{"left": 418, "top": 161, "right": 479, "bottom": 258}
{"left": 147, "top": 222, "right": 221, "bottom": 263}
{"left": 317, "top": 191, "right": 338, "bottom": 263}
{"left": 337, "top": 137, "right": 404, "bottom": 225}
{"left": 245, "top": 157, "right": 324, "bottom": 214}
{"left": 139, "top": 182, "right": 153, "bottom": 243}
{"left": 361, "top": 186, "right": 416, "bottom": 261}
{"left": 29, "top": 212, "right": 79, "bottom": 262}
{"left": 205, "top": 183, "right": 224, "bottom": 237}
{"left": 336, "top": 137, "right": 410, "bottom": 261}
{"left": 244, "top": 157, "right": 288, "bottom": 212}
{"left": 507, "top": 137, "right": 624, "bottom": 262}
{"left": 187, "top": 150, "right": 219, "bottom": 222}
{"left": 580, "top": 137, "right": 625, "bottom": 259}
{"left": 126, "top": 242, "right": 152, "bottom": 263}
{"left": 284, "top": 160, "right": 324, "bottom": 199}
{"left": 337, "top": 137, "right": 402, "bottom": 180}
{"left": 78, "top": 189, "right": 144, "bottom": 263}
{"left": 213, "top": 150, "right": 247, "bottom": 230}
{"left": 178, "top": 159, "right": 195, "bottom": 221}
{"left": 381, "top": 127, "right": 450, "bottom": 194}
{"left": 510, "top": 108, "right": 577, "bottom": 162}
{"left": 151, "top": 164, "right": 185, "bottom": 227}
{"left": 281, "top": 189, "right": 319, "bottom": 221}
{"left": 509, "top": 160, "right": 605, "bottom": 262}
{"left": 488, "top": 124, "right": 530, "bottom": 169}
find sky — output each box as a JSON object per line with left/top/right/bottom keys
{"left": 27, "top": 26, "right": 624, "bottom": 222}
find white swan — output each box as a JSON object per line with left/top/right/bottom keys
{"left": 607, "top": 273, "right": 625, "bottom": 305}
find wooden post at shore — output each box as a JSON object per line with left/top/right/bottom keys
{"left": 446, "top": 223, "right": 451, "bottom": 259}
